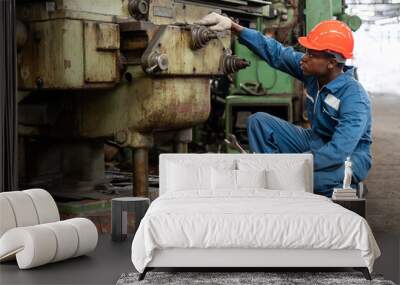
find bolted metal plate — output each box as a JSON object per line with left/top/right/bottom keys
{"left": 84, "top": 21, "right": 119, "bottom": 83}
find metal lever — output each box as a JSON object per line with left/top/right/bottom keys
{"left": 224, "top": 134, "right": 247, "bottom": 153}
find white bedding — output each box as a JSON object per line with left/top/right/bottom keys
{"left": 131, "top": 190, "right": 380, "bottom": 273}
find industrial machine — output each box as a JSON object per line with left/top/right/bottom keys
{"left": 15, "top": 0, "right": 361, "bottom": 201}
{"left": 16, "top": 0, "right": 252, "bottom": 198}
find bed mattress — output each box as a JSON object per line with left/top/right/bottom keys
{"left": 131, "top": 190, "right": 380, "bottom": 273}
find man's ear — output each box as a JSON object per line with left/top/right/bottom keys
{"left": 327, "top": 59, "right": 335, "bottom": 69}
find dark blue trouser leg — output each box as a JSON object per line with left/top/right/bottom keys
{"left": 314, "top": 165, "right": 360, "bottom": 197}
{"left": 314, "top": 167, "right": 344, "bottom": 197}
{"left": 246, "top": 112, "right": 313, "bottom": 154}
{"left": 246, "top": 112, "right": 344, "bottom": 197}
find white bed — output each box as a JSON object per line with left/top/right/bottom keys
{"left": 131, "top": 154, "right": 380, "bottom": 280}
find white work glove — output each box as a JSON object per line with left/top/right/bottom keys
{"left": 195, "top": 12, "right": 232, "bottom": 32}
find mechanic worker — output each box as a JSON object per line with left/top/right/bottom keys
{"left": 196, "top": 13, "right": 372, "bottom": 197}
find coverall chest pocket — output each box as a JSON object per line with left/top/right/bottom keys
{"left": 322, "top": 102, "right": 339, "bottom": 125}
{"left": 322, "top": 93, "right": 341, "bottom": 124}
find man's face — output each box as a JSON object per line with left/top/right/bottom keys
{"left": 300, "top": 49, "right": 336, "bottom": 77}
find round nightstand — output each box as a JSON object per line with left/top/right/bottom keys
{"left": 111, "top": 197, "right": 150, "bottom": 242}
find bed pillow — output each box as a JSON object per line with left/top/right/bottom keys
{"left": 167, "top": 162, "right": 212, "bottom": 191}
{"left": 211, "top": 168, "right": 237, "bottom": 191}
{"left": 236, "top": 169, "right": 268, "bottom": 189}
{"left": 266, "top": 161, "right": 307, "bottom": 191}
{"left": 211, "top": 169, "right": 268, "bottom": 191}
{"left": 237, "top": 158, "right": 308, "bottom": 192}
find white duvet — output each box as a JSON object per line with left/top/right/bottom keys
{"left": 131, "top": 190, "right": 380, "bottom": 273}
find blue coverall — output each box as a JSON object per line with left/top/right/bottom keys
{"left": 238, "top": 28, "right": 372, "bottom": 197}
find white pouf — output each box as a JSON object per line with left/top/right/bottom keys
{"left": 0, "top": 196, "right": 17, "bottom": 237}
{"left": 24, "top": 189, "right": 60, "bottom": 224}
{"left": 0, "top": 189, "right": 98, "bottom": 269}
{"left": 1, "top": 191, "right": 39, "bottom": 227}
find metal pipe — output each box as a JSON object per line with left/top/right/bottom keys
{"left": 173, "top": 128, "right": 192, "bottom": 153}
{"left": 133, "top": 147, "right": 149, "bottom": 197}
{"left": 174, "top": 142, "right": 188, "bottom": 153}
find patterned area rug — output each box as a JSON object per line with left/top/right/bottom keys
{"left": 116, "top": 271, "right": 396, "bottom": 285}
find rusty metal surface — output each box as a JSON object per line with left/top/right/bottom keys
{"left": 18, "top": 19, "right": 84, "bottom": 90}
{"left": 132, "top": 78, "right": 211, "bottom": 132}
{"left": 16, "top": 0, "right": 230, "bottom": 141}
{"left": 76, "top": 76, "right": 212, "bottom": 137}
{"left": 17, "top": 2, "right": 118, "bottom": 23}
{"left": 96, "top": 23, "right": 120, "bottom": 50}
{"left": 18, "top": 81, "right": 211, "bottom": 140}
{"left": 141, "top": 25, "right": 231, "bottom": 76}
{"left": 121, "top": 39, "right": 148, "bottom": 51}
{"left": 84, "top": 21, "right": 120, "bottom": 83}
{"left": 118, "top": 20, "right": 157, "bottom": 33}
{"left": 114, "top": 130, "right": 154, "bottom": 148}
{"left": 119, "top": 20, "right": 158, "bottom": 64}
{"left": 18, "top": 18, "right": 120, "bottom": 89}
{"left": 148, "top": 0, "right": 220, "bottom": 25}
{"left": 21, "top": 74, "right": 212, "bottom": 139}
{"left": 16, "top": 0, "right": 241, "bottom": 199}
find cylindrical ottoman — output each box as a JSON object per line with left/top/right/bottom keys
{"left": 111, "top": 197, "right": 150, "bottom": 242}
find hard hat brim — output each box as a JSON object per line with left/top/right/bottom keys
{"left": 298, "top": 36, "right": 353, "bottom": 59}
{"left": 298, "top": 37, "right": 324, "bottom": 51}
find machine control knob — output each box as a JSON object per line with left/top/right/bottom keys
{"left": 142, "top": 52, "right": 169, "bottom": 74}
{"left": 190, "top": 25, "right": 218, "bottom": 50}
{"left": 220, "top": 52, "right": 251, "bottom": 74}
{"left": 128, "top": 0, "right": 149, "bottom": 20}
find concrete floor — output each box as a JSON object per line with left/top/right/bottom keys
{"left": 366, "top": 93, "right": 400, "bottom": 235}
{"left": 0, "top": 233, "right": 399, "bottom": 285}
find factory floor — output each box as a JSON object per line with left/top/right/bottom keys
{"left": 0, "top": 233, "right": 399, "bottom": 285}
{"left": 366, "top": 93, "right": 400, "bottom": 235}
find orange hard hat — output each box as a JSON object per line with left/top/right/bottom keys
{"left": 298, "top": 20, "right": 354, "bottom": 59}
